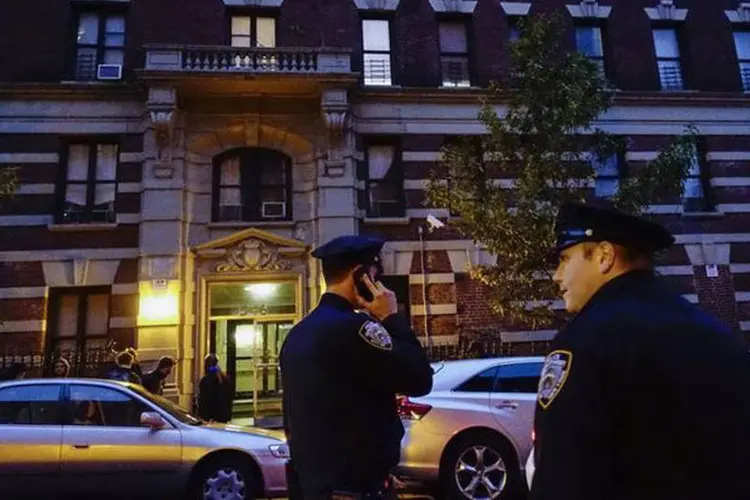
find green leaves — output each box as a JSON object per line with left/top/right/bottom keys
{"left": 0, "top": 166, "right": 18, "bottom": 201}
{"left": 425, "top": 13, "right": 695, "bottom": 329}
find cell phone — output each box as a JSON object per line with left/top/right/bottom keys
{"left": 353, "top": 266, "right": 374, "bottom": 302}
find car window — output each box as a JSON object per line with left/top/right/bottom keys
{"left": 68, "top": 385, "right": 151, "bottom": 428}
{"left": 454, "top": 366, "right": 498, "bottom": 392}
{"left": 129, "top": 384, "right": 203, "bottom": 425}
{"left": 493, "top": 362, "right": 544, "bottom": 394}
{"left": 0, "top": 384, "right": 62, "bottom": 425}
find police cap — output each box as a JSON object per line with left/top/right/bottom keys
{"left": 553, "top": 201, "right": 674, "bottom": 256}
{"left": 311, "top": 234, "right": 386, "bottom": 268}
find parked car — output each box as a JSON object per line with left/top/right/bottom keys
{"left": 526, "top": 446, "right": 535, "bottom": 490}
{"left": 395, "top": 356, "right": 544, "bottom": 500}
{"left": 0, "top": 378, "right": 288, "bottom": 499}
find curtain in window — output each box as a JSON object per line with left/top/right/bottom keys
{"left": 367, "top": 145, "right": 394, "bottom": 180}
{"left": 66, "top": 145, "right": 89, "bottom": 207}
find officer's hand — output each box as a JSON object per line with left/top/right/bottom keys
{"left": 357, "top": 274, "right": 398, "bottom": 321}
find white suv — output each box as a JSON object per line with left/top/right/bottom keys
{"left": 395, "top": 357, "right": 543, "bottom": 500}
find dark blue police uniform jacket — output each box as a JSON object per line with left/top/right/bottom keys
{"left": 280, "top": 293, "right": 433, "bottom": 495}
{"left": 531, "top": 269, "right": 750, "bottom": 500}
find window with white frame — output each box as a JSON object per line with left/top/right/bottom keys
{"left": 212, "top": 148, "right": 291, "bottom": 222}
{"left": 439, "top": 22, "right": 471, "bottom": 87}
{"left": 362, "top": 19, "right": 392, "bottom": 86}
{"left": 575, "top": 25, "right": 606, "bottom": 80}
{"left": 75, "top": 11, "right": 126, "bottom": 81}
{"left": 366, "top": 141, "right": 404, "bottom": 217}
{"left": 230, "top": 15, "right": 276, "bottom": 47}
{"left": 59, "top": 143, "right": 118, "bottom": 224}
{"left": 592, "top": 153, "right": 621, "bottom": 198}
{"left": 652, "top": 28, "right": 684, "bottom": 91}
{"left": 733, "top": 31, "right": 750, "bottom": 91}
{"left": 682, "top": 141, "right": 713, "bottom": 213}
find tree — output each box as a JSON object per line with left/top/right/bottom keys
{"left": 425, "top": 13, "right": 697, "bottom": 330}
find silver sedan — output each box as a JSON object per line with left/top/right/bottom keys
{"left": 395, "top": 356, "right": 543, "bottom": 500}
{"left": 0, "top": 378, "right": 289, "bottom": 499}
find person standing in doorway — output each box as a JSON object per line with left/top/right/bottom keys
{"left": 530, "top": 201, "right": 750, "bottom": 500}
{"left": 196, "top": 354, "right": 233, "bottom": 423}
{"left": 280, "top": 235, "right": 434, "bottom": 500}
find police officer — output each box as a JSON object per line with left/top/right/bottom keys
{"left": 530, "top": 201, "right": 750, "bottom": 500}
{"left": 280, "top": 234, "right": 434, "bottom": 500}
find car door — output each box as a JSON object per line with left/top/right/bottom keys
{"left": 489, "top": 361, "right": 544, "bottom": 460}
{"left": 0, "top": 383, "right": 64, "bottom": 497}
{"left": 59, "top": 383, "right": 183, "bottom": 497}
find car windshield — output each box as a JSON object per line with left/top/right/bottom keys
{"left": 129, "top": 384, "right": 204, "bottom": 425}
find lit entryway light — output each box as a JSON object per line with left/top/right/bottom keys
{"left": 244, "top": 283, "right": 277, "bottom": 298}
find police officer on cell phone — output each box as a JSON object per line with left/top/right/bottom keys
{"left": 280, "top": 234, "right": 434, "bottom": 500}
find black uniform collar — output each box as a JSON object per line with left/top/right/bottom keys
{"left": 579, "top": 269, "right": 657, "bottom": 314}
{"left": 319, "top": 292, "right": 356, "bottom": 312}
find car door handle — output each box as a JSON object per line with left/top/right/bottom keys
{"left": 495, "top": 400, "right": 519, "bottom": 410}
{"left": 73, "top": 443, "right": 90, "bottom": 449}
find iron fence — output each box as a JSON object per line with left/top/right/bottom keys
{"left": 1, "top": 339, "right": 118, "bottom": 378}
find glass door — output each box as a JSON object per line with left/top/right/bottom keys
{"left": 227, "top": 320, "right": 292, "bottom": 399}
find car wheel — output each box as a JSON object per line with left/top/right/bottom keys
{"left": 189, "top": 455, "right": 256, "bottom": 500}
{"left": 439, "top": 432, "right": 520, "bottom": 500}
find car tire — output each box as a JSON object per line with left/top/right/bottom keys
{"left": 439, "top": 431, "right": 520, "bottom": 500}
{"left": 188, "top": 455, "right": 257, "bottom": 500}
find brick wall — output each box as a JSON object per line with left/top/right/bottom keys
{"left": 693, "top": 265, "right": 740, "bottom": 331}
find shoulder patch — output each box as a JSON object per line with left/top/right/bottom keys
{"left": 537, "top": 350, "right": 573, "bottom": 410}
{"left": 358, "top": 321, "right": 393, "bottom": 351}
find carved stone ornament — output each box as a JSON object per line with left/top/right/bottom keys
{"left": 150, "top": 109, "right": 175, "bottom": 152}
{"left": 216, "top": 238, "right": 293, "bottom": 272}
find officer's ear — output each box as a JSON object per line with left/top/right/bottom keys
{"left": 597, "top": 241, "right": 617, "bottom": 274}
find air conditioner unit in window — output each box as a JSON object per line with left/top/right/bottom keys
{"left": 261, "top": 201, "right": 286, "bottom": 219}
{"left": 97, "top": 64, "right": 123, "bottom": 81}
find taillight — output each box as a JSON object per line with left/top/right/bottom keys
{"left": 531, "top": 428, "right": 536, "bottom": 443}
{"left": 397, "top": 395, "right": 432, "bottom": 420}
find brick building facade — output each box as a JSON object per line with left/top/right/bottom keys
{"left": 0, "top": 0, "right": 749, "bottom": 410}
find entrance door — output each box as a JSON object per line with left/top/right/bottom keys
{"left": 226, "top": 320, "right": 293, "bottom": 400}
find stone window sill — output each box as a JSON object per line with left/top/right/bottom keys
{"left": 208, "top": 221, "right": 295, "bottom": 229}
{"left": 363, "top": 216, "right": 411, "bottom": 225}
{"left": 681, "top": 211, "right": 724, "bottom": 219}
{"left": 48, "top": 223, "right": 119, "bottom": 232}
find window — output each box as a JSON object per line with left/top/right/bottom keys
{"left": 74, "top": 10, "right": 126, "bottom": 81}
{"left": 455, "top": 366, "right": 498, "bottom": 392}
{"left": 68, "top": 385, "right": 151, "bottom": 427}
{"left": 682, "top": 140, "right": 714, "bottom": 213}
{"left": 365, "top": 141, "right": 404, "bottom": 217}
{"left": 439, "top": 22, "right": 471, "bottom": 87}
{"left": 230, "top": 15, "right": 276, "bottom": 47}
{"left": 507, "top": 17, "right": 521, "bottom": 42}
{"left": 0, "top": 385, "right": 62, "bottom": 426}
{"left": 652, "top": 28, "right": 684, "bottom": 90}
{"left": 46, "top": 287, "right": 111, "bottom": 378}
{"left": 362, "top": 19, "right": 392, "bottom": 86}
{"left": 575, "top": 25, "right": 605, "bottom": 80}
{"left": 733, "top": 31, "right": 750, "bottom": 91}
{"left": 493, "top": 362, "right": 543, "bottom": 393}
{"left": 58, "top": 142, "right": 118, "bottom": 224}
{"left": 592, "top": 153, "right": 624, "bottom": 198}
{"left": 212, "top": 148, "right": 292, "bottom": 222}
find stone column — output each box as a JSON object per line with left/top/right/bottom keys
{"left": 138, "top": 87, "right": 194, "bottom": 406}
{"left": 685, "top": 243, "right": 741, "bottom": 333}
{"left": 312, "top": 88, "right": 358, "bottom": 298}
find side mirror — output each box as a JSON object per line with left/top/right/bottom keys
{"left": 140, "top": 411, "right": 166, "bottom": 430}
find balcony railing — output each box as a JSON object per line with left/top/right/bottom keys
{"left": 144, "top": 45, "right": 352, "bottom": 75}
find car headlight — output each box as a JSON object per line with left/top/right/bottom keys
{"left": 269, "top": 443, "right": 290, "bottom": 459}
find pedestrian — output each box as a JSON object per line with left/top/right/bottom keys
{"left": 105, "top": 350, "right": 141, "bottom": 384}
{"left": 196, "top": 354, "right": 233, "bottom": 423}
{"left": 141, "top": 356, "right": 176, "bottom": 396}
{"left": 280, "top": 234, "right": 434, "bottom": 500}
{"left": 51, "top": 356, "right": 70, "bottom": 378}
{"left": 530, "top": 201, "right": 750, "bottom": 500}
